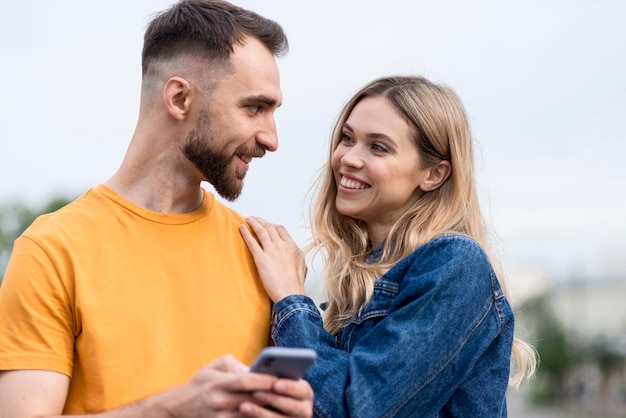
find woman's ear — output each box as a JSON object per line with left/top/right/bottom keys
{"left": 163, "top": 76, "right": 192, "bottom": 120}
{"left": 420, "top": 160, "right": 452, "bottom": 192}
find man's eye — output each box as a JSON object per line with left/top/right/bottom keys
{"left": 249, "top": 105, "right": 261, "bottom": 114}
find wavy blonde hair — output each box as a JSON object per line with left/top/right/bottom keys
{"left": 306, "top": 75, "right": 536, "bottom": 386}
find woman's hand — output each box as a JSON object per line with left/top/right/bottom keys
{"left": 240, "top": 216, "right": 307, "bottom": 303}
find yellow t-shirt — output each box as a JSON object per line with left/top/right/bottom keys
{"left": 0, "top": 184, "right": 270, "bottom": 413}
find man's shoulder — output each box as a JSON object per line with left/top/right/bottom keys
{"left": 203, "top": 189, "right": 246, "bottom": 223}
{"left": 23, "top": 187, "right": 109, "bottom": 239}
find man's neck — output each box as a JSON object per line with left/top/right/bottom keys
{"left": 105, "top": 169, "right": 204, "bottom": 214}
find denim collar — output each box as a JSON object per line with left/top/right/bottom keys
{"left": 367, "top": 241, "right": 385, "bottom": 263}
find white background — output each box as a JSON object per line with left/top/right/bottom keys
{"left": 2, "top": 1, "right": 625, "bottom": 300}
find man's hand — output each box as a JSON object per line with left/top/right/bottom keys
{"left": 241, "top": 376, "right": 314, "bottom": 418}
{"left": 0, "top": 355, "right": 313, "bottom": 418}
{"left": 155, "top": 354, "right": 313, "bottom": 418}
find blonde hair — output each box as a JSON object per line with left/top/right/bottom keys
{"left": 306, "top": 75, "right": 536, "bottom": 386}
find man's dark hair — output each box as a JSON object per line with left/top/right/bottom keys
{"left": 142, "top": 0, "right": 288, "bottom": 76}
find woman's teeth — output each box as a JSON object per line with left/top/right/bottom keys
{"left": 341, "top": 176, "right": 369, "bottom": 189}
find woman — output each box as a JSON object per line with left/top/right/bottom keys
{"left": 241, "top": 75, "right": 536, "bottom": 417}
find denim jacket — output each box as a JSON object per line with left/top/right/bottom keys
{"left": 271, "top": 234, "right": 513, "bottom": 417}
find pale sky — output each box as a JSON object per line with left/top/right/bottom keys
{"left": 1, "top": 1, "right": 625, "bottom": 300}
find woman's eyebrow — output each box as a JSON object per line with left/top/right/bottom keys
{"left": 344, "top": 122, "right": 394, "bottom": 142}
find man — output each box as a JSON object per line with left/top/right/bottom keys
{"left": 0, "top": 1, "right": 313, "bottom": 416}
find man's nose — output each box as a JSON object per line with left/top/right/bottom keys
{"left": 256, "top": 118, "right": 278, "bottom": 152}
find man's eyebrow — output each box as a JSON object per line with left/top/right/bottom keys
{"left": 240, "top": 95, "right": 281, "bottom": 108}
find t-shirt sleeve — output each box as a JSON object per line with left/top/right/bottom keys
{"left": 0, "top": 235, "right": 75, "bottom": 376}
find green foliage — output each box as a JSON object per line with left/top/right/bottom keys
{"left": 596, "top": 346, "right": 624, "bottom": 378}
{"left": 520, "top": 292, "right": 626, "bottom": 410}
{"left": 521, "top": 296, "right": 576, "bottom": 404}
{"left": 0, "top": 196, "right": 73, "bottom": 284}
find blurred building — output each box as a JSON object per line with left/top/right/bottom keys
{"left": 549, "top": 277, "right": 626, "bottom": 347}
{"left": 516, "top": 273, "right": 626, "bottom": 414}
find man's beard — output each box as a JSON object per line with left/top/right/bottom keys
{"left": 182, "top": 110, "right": 264, "bottom": 201}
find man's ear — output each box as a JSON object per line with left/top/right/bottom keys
{"left": 163, "top": 76, "right": 192, "bottom": 120}
{"left": 420, "top": 160, "right": 452, "bottom": 192}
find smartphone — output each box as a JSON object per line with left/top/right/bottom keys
{"left": 250, "top": 347, "right": 317, "bottom": 380}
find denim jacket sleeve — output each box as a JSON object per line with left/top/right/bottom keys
{"left": 271, "top": 235, "right": 513, "bottom": 418}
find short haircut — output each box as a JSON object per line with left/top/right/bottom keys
{"left": 142, "top": 0, "right": 288, "bottom": 76}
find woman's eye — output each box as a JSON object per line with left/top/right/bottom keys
{"left": 340, "top": 133, "right": 353, "bottom": 143}
{"left": 372, "top": 143, "right": 388, "bottom": 152}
